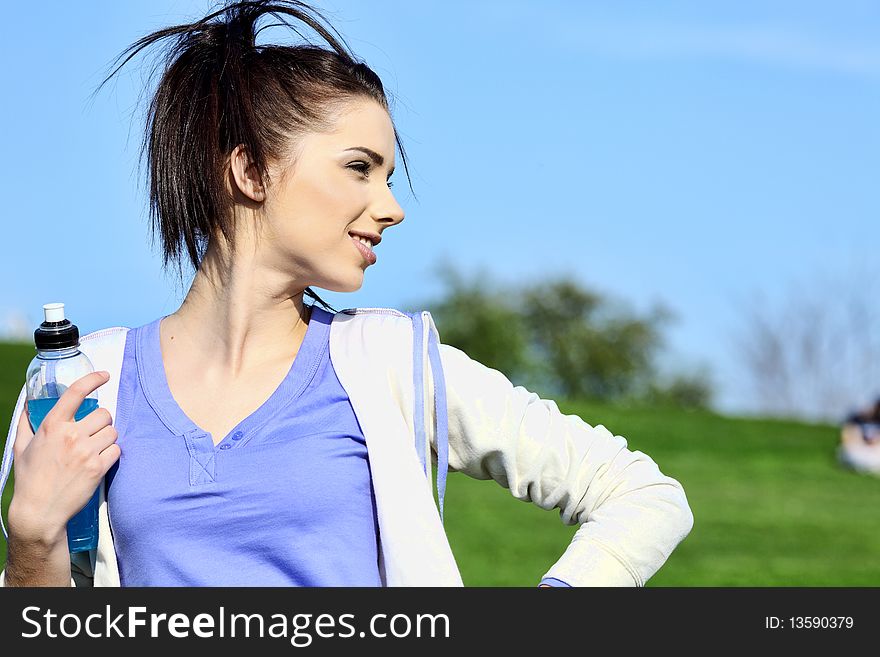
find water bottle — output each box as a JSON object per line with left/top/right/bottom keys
{"left": 24, "top": 302, "right": 101, "bottom": 553}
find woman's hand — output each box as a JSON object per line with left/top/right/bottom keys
{"left": 8, "top": 371, "right": 120, "bottom": 546}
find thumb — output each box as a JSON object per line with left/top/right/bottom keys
{"left": 13, "top": 404, "right": 36, "bottom": 458}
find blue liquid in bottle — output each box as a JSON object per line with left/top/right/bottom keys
{"left": 27, "top": 397, "right": 102, "bottom": 553}
{"left": 28, "top": 397, "right": 100, "bottom": 552}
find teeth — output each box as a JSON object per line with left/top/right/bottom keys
{"left": 351, "top": 234, "right": 373, "bottom": 250}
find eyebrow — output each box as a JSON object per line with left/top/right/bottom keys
{"left": 343, "top": 146, "right": 395, "bottom": 177}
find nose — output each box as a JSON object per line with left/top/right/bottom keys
{"left": 372, "top": 185, "right": 405, "bottom": 229}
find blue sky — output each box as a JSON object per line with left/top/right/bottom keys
{"left": 1, "top": 1, "right": 878, "bottom": 415}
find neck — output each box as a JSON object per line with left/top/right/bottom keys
{"left": 165, "top": 239, "right": 312, "bottom": 378}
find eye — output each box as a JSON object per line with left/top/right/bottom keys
{"left": 349, "top": 161, "right": 394, "bottom": 189}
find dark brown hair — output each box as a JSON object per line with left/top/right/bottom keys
{"left": 93, "top": 0, "right": 413, "bottom": 312}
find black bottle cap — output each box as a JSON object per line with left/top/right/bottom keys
{"left": 34, "top": 319, "right": 80, "bottom": 350}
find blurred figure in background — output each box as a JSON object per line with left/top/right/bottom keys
{"left": 838, "top": 396, "right": 880, "bottom": 475}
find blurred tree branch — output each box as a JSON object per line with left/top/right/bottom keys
{"left": 732, "top": 267, "right": 880, "bottom": 421}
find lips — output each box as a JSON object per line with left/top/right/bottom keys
{"left": 350, "top": 235, "right": 377, "bottom": 265}
{"left": 348, "top": 230, "right": 382, "bottom": 246}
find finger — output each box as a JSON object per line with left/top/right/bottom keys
{"left": 13, "top": 405, "right": 36, "bottom": 457}
{"left": 97, "top": 442, "right": 121, "bottom": 474}
{"left": 76, "top": 405, "right": 114, "bottom": 436}
{"left": 48, "top": 371, "right": 110, "bottom": 423}
{"left": 86, "top": 424, "right": 119, "bottom": 453}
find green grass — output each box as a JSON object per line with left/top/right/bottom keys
{"left": 2, "top": 339, "right": 878, "bottom": 585}
{"left": 1, "top": 341, "right": 34, "bottom": 578}
{"left": 458, "top": 399, "right": 880, "bottom": 587}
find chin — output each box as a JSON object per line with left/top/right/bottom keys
{"left": 318, "top": 271, "right": 365, "bottom": 294}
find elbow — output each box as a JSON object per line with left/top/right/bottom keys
{"left": 620, "top": 457, "right": 695, "bottom": 545}
{"left": 678, "top": 499, "right": 695, "bottom": 542}
{"left": 667, "top": 480, "right": 695, "bottom": 544}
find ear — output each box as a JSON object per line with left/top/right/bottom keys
{"left": 228, "top": 144, "right": 266, "bottom": 202}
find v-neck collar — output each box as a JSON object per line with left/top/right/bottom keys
{"left": 136, "top": 304, "right": 331, "bottom": 448}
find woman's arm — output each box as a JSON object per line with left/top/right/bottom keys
{"left": 434, "top": 342, "right": 694, "bottom": 587}
{"left": 1, "top": 501, "right": 74, "bottom": 586}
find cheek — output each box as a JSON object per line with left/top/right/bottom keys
{"left": 265, "top": 175, "right": 364, "bottom": 243}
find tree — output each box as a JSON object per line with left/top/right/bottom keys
{"left": 412, "top": 261, "right": 713, "bottom": 408}
{"left": 733, "top": 267, "right": 880, "bottom": 421}
{"left": 518, "top": 276, "right": 671, "bottom": 401}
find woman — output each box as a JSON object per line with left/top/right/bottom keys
{"left": 1, "top": 0, "right": 693, "bottom": 587}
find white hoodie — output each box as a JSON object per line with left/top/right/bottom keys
{"left": 1, "top": 307, "right": 694, "bottom": 586}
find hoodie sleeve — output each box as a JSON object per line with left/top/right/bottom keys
{"left": 433, "top": 342, "right": 694, "bottom": 587}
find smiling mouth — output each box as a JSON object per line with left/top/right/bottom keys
{"left": 350, "top": 234, "right": 377, "bottom": 265}
{"left": 349, "top": 234, "right": 374, "bottom": 250}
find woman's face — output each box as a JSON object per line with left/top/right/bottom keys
{"left": 256, "top": 97, "right": 405, "bottom": 293}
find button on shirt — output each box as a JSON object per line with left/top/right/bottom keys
{"left": 106, "top": 306, "right": 382, "bottom": 586}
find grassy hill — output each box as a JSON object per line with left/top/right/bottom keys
{"left": 2, "top": 339, "right": 878, "bottom": 586}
